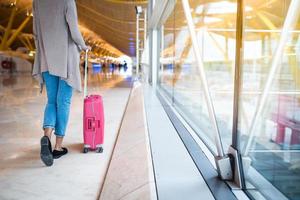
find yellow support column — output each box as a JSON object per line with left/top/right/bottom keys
{"left": 17, "top": 35, "right": 31, "bottom": 50}
{"left": 0, "top": 0, "right": 20, "bottom": 50}
{"left": 6, "top": 16, "right": 31, "bottom": 48}
{"left": 25, "top": 36, "right": 34, "bottom": 51}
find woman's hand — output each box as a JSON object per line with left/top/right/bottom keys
{"left": 86, "top": 45, "right": 91, "bottom": 51}
{"left": 82, "top": 45, "right": 91, "bottom": 51}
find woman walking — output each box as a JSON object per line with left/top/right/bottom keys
{"left": 32, "top": 0, "right": 88, "bottom": 166}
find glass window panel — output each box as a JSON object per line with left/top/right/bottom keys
{"left": 159, "top": 8, "right": 175, "bottom": 98}
{"left": 158, "top": 0, "right": 237, "bottom": 155}
{"left": 239, "top": 0, "right": 300, "bottom": 199}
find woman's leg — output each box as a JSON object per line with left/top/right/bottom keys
{"left": 40, "top": 71, "right": 59, "bottom": 166}
{"left": 55, "top": 136, "right": 64, "bottom": 150}
{"left": 42, "top": 71, "right": 59, "bottom": 138}
{"left": 54, "top": 78, "right": 73, "bottom": 150}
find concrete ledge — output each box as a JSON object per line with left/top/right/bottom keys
{"left": 99, "top": 82, "right": 157, "bottom": 200}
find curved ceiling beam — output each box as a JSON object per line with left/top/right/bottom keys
{"left": 77, "top": 2, "right": 135, "bottom": 24}
{"left": 80, "top": 14, "right": 136, "bottom": 40}
{"left": 79, "top": 15, "right": 135, "bottom": 36}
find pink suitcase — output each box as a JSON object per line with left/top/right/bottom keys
{"left": 83, "top": 50, "right": 104, "bottom": 153}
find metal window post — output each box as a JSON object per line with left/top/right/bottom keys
{"left": 136, "top": 11, "right": 140, "bottom": 76}
{"left": 229, "top": 0, "right": 246, "bottom": 189}
{"left": 151, "top": 29, "right": 158, "bottom": 88}
{"left": 232, "top": 0, "right": 244, "bottom": 151}
{"left": 144, "top": 9, "right": 147, "bottom": 50}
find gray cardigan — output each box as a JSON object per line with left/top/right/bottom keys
{"left": 32, "top": 0, "right": 87, "bottom": 92}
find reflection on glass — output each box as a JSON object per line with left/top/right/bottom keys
{"left": 159, "top": 6, "right": 175, "bottom": 93}
{"left": 159, "top": 0, "right": 237, "bottom": 155}
{"left": 239, "top": 0, "right": 300, "bottom": 199}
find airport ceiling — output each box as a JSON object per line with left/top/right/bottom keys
{"left": 0, "top": 0, "right": 147, "bottom": 57}
{"left": 0, "top": 0, "right": 298, "bottom": 57}
{"left": 76, "top": 0, "right": 147, "bottom": 57}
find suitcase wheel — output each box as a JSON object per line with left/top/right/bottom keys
{"left": 96, "top": 147, "right": 103, "bottom": 153}
{"left": 83, "top": 147, "right": 89, "bottom": 153}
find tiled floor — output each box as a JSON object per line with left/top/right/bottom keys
{"left": 0, "top": 71, "right": 132, "bottom": 200}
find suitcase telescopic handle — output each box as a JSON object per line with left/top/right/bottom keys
{"left": 83, "top": 49, "right": 89, "bottom": 98}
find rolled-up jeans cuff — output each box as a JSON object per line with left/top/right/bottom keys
{"left": 54, "top": 131, "right": 65, "bottom": 137}
{"left": 43, "top": 125, "right": 55, "bottom": 130}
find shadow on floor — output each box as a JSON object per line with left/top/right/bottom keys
{"left": 67, "top": 143, "right": 84, "bottom": 153}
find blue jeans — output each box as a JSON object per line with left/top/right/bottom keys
{"left": 42, "top": 71, "right": 73, "bottom": 137}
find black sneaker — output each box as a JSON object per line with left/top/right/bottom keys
{"left": 40, "top": 136, "right": 53, "bottom": 166}
{"left": 53, "top": 147, "right": 68, "bottom": 159}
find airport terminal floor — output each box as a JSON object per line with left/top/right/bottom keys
{"left": 0, "top": 71, "right": 133, "bottom": 199}
{"left": 1, "top": 0, "right": 300, "bottom": 200}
